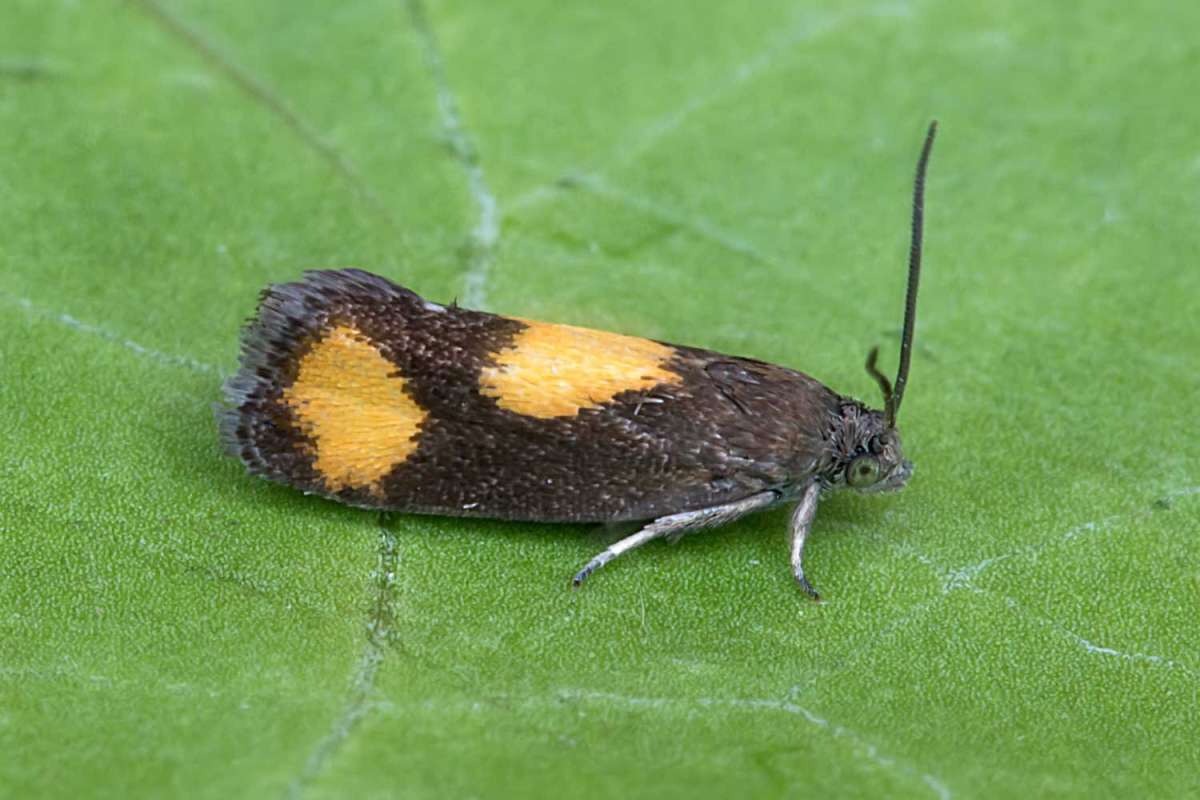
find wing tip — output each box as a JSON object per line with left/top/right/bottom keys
{"left": 218, "top": 268, "right": 421, "bottom": 474}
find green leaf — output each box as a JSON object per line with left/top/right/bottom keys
{"left": 3, "top": 0, "right": 1197, "bottom": 797}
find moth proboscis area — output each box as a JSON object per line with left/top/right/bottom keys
{"left": 219, "top": 122, "right": 939, "bottom": 599}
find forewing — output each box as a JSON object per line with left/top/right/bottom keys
{"left": 220, "top": 269, "right": 841, "bottom": 522}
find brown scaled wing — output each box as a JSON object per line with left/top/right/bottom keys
{"left": 220, "top": 269, "right": 842, "bottom": 522}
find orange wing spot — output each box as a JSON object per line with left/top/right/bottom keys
{"left": 479, "top": 319, "right": 681, "bottom": 418}
{"left": 282, "top": 325, "right": 426, "bottom": 494}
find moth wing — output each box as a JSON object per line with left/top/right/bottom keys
{"left": 220, "top": 269, "right": 841, "bottom": 522}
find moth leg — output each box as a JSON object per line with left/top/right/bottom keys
{"left": 572, "top": 490, "right": 779, "bottom": 587}
{"left": 789, "top": 481, "right": 823, "bottom": 601}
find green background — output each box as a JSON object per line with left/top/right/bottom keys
{"left": 3, "top": 1, "right": 1197, "bottom": 797}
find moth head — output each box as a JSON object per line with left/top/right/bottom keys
{"left": 831, "top": 406, "right": 912, "bottom": 493}
{"left": 847, "top": 120, "right": 936, "bottom": 493}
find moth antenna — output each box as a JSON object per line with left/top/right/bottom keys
{"left": 865, "top": 346, "right": 893, "bottom": 412}
{"left": 887, "top": 120, "right": 937, "bottom": 427}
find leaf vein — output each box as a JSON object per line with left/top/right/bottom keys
{"left": 131, "top": 0, "right": 392, "bottom": 220}
{"left": 288, "top": 515, "right": 402, "bottom": 797}
{"left": 406, "top": 0, "right": 500, "bottom": 309}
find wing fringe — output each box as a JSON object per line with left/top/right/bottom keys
{"left": 216, "top": 268, "right": 420, "bottom": 476}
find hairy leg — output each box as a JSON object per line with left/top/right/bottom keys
{"left": 571, "top": 490, "right": 779, "bottom": 587}
{"left": 789, "top": 481, "right": 822, "bottom": 600}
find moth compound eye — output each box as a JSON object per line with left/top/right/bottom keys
{"left": 847, "top": 455, "right": 881, "bottom": 487}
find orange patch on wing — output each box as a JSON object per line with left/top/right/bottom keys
{"left": 282, "top": 325, "right": 426, "bottom": 494}
{"left": 479, "top": 319, "right": 681, "bottom": 418}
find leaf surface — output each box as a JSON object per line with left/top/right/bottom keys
{"left": 2, "top": 1, "right": 1197, "bottom": 797}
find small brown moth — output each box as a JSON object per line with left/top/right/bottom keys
{"left": 220, "top": 122, "right": 937, "bottom": 598}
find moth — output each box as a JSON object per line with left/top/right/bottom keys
{"left": 219, "top": 122, "right": 937, "bottom": 598}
